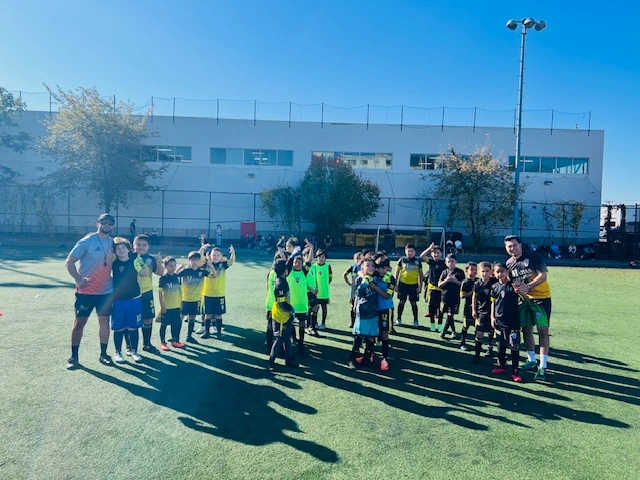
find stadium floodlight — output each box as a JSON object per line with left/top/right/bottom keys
{"left": 506, "top": 17, "right": 547, "bottom": 236}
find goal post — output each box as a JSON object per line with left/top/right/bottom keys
{"left": 375, "top": 225, "right": 446, "bottom": 253}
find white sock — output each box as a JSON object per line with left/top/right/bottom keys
{"left": 527, "top": 351, "right": 536, "bottom": 363}
{"left": 540, "top": 354, "right": 548, "bottom": 368}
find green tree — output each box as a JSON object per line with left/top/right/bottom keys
{"left": 552, "top": 200, "right": 586, "bottom": 243}
{"left": 260, "top": 184, "right": 302, "bottom": 235}
{"left": 37, "top": 86, "right": 165, "bottom": 212}
{"left": 427, "top": 146, "right": 523, "bottom": 251}
{"left": 0, "top": 87, "right": 30, "bottom": 154}
{"left": 260, "top": 157, "right": 381, "bottom": 240}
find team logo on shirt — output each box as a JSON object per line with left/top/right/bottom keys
{"left": 523, "top": 259, "right": 530, "bottom": 267}
{"left": 500, "top": 291, "right": 505, "bottom": 298}
{"left": 295, "top": 277, "right": 300, "bottom": 283}
{"left": 119, "top": 266, "right": 124, "bottom": 272}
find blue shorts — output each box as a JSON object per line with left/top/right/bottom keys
{"left": 111, "top": 297, "right": 143, "bottom": 331}
{"left": 353, "top": 316, "right": 379, "bottom": 337}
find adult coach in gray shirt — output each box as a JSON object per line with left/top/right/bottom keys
{"left": 65, "top": 213, "right": 116, "bottom": 369}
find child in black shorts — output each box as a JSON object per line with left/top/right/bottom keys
{"left": 437, "top": 254, "right": 465, "bottom": 340}
{"left": 471, "top": 261, "right": 497, "bottom": 363}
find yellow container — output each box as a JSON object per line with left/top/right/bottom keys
{"left": 343, "top": 233, "right": 356, "bottom": 246}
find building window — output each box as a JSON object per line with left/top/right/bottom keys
{"left": 312, "top": 151, "right": 392, "bottom": 169}
{"left": 508, "top": 156, "right": 589, "bottom": 174}
{"left": 141, "top": 145, "right": 192, "bottom": 163}
{"left": 210, "top": 148, "right": 293, "bottom": 166}
{"left": 410, "top": 153, "right": 456, "bottom": 170}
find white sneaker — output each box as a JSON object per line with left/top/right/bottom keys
{"left": 450, "top": 333, "right": 457, "bottom": 340}
{"left": 114, "top": 352, "right": 125, "bottom": 363}
{"left": 195, "top": 326, "right": 206, "bottom": 335}
{"left": 395, "top": 319, "right": 402, "bottom": 326}
{"left": 131, "top": 351, "right": 143, "bottom": 363}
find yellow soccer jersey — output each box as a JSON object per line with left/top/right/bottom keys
{"left": 397, "top": 256, "right": 423, "bottom": 285}
{"left": 180, "top": 267, "right": 208, "bottom": 302}
{"left": 203, "top": 261, "right": 229, "bottom": 297}
{"left": 159, "top": 274, "right": 182, "bottom": 310}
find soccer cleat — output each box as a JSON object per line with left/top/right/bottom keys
{"left": 114, "top": 352, "right": 125, "bottom": 363}
{"left": 171, "top": 341, "right": 185, "bottom": 348}
{"left": 131, "top": 351, "right": 143, "bottom": 363}
{"left": 534, "top": 368, "right": 547, "bottom": 381}
{"left": 66, "top": 356, "right": 79, "bottom": 370}
{"left": 125, "top": 347, "right": 132, "bottom": 357}
{"left": 450, "top": 333, "right": 457, "bottom": 340}
{"left": 395, "top": 318, "right": 402, "bottom": 326}
{"left": 380, "top": 359, "right": 390, "bottom": 371}
{"left": 521, "top": 360, "right": 538, "bottom": 371}
{"left": 355, "top": 356, "right": 364, "bottom": 364}
{"left": 437, "top": 324, "right": 444, "bottom": 333}
{"left": 347, "top": 359, "right": 357, "bottom": 369}
{"left": 430, "top": 324, "right": 437, "bottom": 332}
{"left": 318, "top": 323, "right": 326, "bottom": 331}
{"left": 99, "top": 354, "right": 113, "bottom": 366}
{"left": 413, "top": 320, "right": 419, "bottom": 327}
{"left": 143, "top": 344, "right": 159, "bottom": 353}
{"left": 186, "top": 336, "right": 198, "bottom": 344}
{"left": 195, "top": 326, "right": 206, "bottom": 335}
{"left": 201, "top": 332, "right": 212, "bottom": 339}
{"left": 460, "top": 344, "right": 469, "bottom": 351}
{"left": 512, "top": 373, "right": 523, "bottom": 382}
{"left": 159, "top": 343, "right": 170, "bottom": 351}
{"left": 491, "top": 367, "right": 508, "bottom": 374}
{"left": 423, "top": 313, "right": 430, "bottom": 317}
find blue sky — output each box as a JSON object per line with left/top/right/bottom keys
{"left": 2, "top": 0, "right": 638, "bottom": 204}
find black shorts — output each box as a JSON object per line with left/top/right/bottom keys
{"left": 475, "top": 313, "right": 492, "bottom": 332}
{"left": 442, "top": 302, "right": 459, "bottom": 315}
{"left": 266, "top": 310, "right": 272, "bottom": 323}
{"left": 426, "top": 288, "right": 442, "bottom": 312}
{"left": 181, "top": 301, "right": 200, "bottom": 316}
{"left": 498, "top": 329, "right": 520, "bottom": 348}
{"left": 378, "top": 309, "right": 393, "bottom": 332}
{"left": 140, "top": 291, "right": 156, "bottom": 320}
{"left": 317, "top": 298, "right": 330, "bottom": 306}
{"left": 204, "top": 296, "right": 226, "bottom": 315}
{"left": 397, "top": 282, "right": 419, "bottom": 302}
{"left": 74, "top": 293, "right": 112, "bottom": 317}
{"left": 307, "top": 292, "right": 318, "bottom": 308}
{"left": 294, "top": 312, "right": 308, "bottom": 328}
{"left": 161, "top": 308, "right": 181, "bottom": 326}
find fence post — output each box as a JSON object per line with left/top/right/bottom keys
{"left": 321, "top": 103, "right": 324, "bottom": 129}
{"left": 161, "top": 190, "right": 165, "bottom": 237}
{"left": 151, "top": 97, "right": 154, "bottom": 123}
{"left": 172, "top": 97, "right": 176, "bottom": 124}
{"left": 254, "top": 100, "right": 257, "bottom": 126}
{"left": 588, "top": 111, "right": 591, "bottom": 136}
{"left": 49, "top": 91, "right": 52, "bottom": 117}
{"left": 400, "top": 105, "right": 404, "bottom": 131}
{"left": 387, "top": 197, "right": 391, "bottom": 226}
{"left": 366, "top": 104, "right": 370, "bottom": 130}
{"left": 288, "top": 102, "right": 292, "bottom": 128}
{"left": 216, "top": 99, "right": 220, "bottom": 125}
{"left": 67, "top": 188, "right": 71, "bottom": 235}
{"left": 208, "top": 192, "right": 212, "bottom": 239}
{"left": 253, "top": 194, "right": 257, "bottom": 221}
{"left": 441, "top": 106, "right": 445, "bottom": 132}
{"left": 550, "top": 109, "right": 554, "bottom": 135}
{"left": 19, "top": 91, "right": 22, "bottom": 116}
{"left": 113, "top": 95, "right": 116, "bottom": 115}
{"left": 473, "top": 107, "right": 476, "bottom": 133}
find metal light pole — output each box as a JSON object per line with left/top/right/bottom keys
{"left": 507, "top": 17, "right": 546, "bottom": 236}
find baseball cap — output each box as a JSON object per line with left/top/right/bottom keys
{"left": 97, "top": 213, "right": 115, "bottom": 223}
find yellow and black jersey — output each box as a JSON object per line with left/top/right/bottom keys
{"left": 396, "top": 256, "right": 422, "bottom": 285}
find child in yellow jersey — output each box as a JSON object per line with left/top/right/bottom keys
{"left": 265, "top": 268, "right": 277, "bottom": 352}
{"left": 129, "top": 234, "right": 163, "bottom": 354}
{"left": 202, "top": 245, "right": 235, "bottom": 339}
{"left": 310, "top": 249, "right": 332, "bottom": 330}
{"left": 158, "top": 257, "right": 184, "bottom": 350}
{"left": 287, "top": 255, "right": 313, "bottom": 355}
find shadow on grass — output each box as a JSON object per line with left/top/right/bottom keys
{"left": 82, "top": 345, "right": 340, "bottom": 464}
{"left": 221, "top": 324, "right": 632, "bottom": 430}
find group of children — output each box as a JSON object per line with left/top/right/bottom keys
{"left": 338, "top": 243, "right": 534, "bottom": 382}
{"left": 109, "top": 234, "right": 234, "bottom": 363}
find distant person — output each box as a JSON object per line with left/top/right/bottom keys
{"left": 310, "top": 235, "right": 318, "bottom": 249}
{"left": 216, "top": 224, "right": 223, "bottom": 247}
{"left": 568, "top": 243, "right": 577, "bottom": 259}
{"left": 324, "top": 234, "right": 333, "bottom": 251}
{"left": 529, "top": 241, "right": 538, "bottom": 252}
{"left": 454, "top": 239, "right": 463, "bottom": 253}
{"left": 129, "top": 219, "right": 136, "bottom": 243}
{"left": 150, "top": 227, "right": 161, "bottom": 245}
{"left": 550, "top": 241, "right": 561, "bottom": 259}
{"left": 64, "top": 213, "right": 115, "bottom": 369}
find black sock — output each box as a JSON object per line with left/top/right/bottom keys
{"left": 350, "top": 336, "right": 363, "bottom": 359}
{"left": 460, "top": 327, "right": 468, "bottom": 346}
{"left": 100, "top": 343, "right": 107, "bottom": 356}
{"left": 71, "top": 345, "right": 79, "bottom": 358}
{"left": 129, "top": 329, "right": 140, "bottom": 351}
{"left": 511, "top": 350, "right": 520, "bottom": 374}
{"left": 321, "top": 305, "right": 327, "bottom": 324}
{"left": 366, "top": 339, "right": 375, "bottom": 360}
{"left": 475, "top": 339, "right": 482, "bottom": 357}
{"left": 488, "top": 331, "right": 495, "bottom": 348}
{"left": 310, "top": 312, "right": 318, "bottom": 330}
{"left": 298, "top": 325, "right": 305, "bottom": 346}
{"left": 498, "top": 344, "right": 507, "bottom": 367}
{"left": 215, "top": 317, "right": 222, "bottom": 333}
{"left": 113, "top": 331, "right": 124, "bottom": 353}
{"left": 142, "top": 324, "right": 152, "bottom": 346}
{"left": 397, "top": 302, "right": 405, "bottom": 320}
{"left": 160, "top": 325, "right": 168, "bottom": 344}
{"left": 349, "top": 309, "right": 355, "bottom": 326}
{"left": 124, "top": 331, "right": 131, "bottom": 349}
{"left": 411, "top": 303, "right": 418, "bottom": 322}
{"left": 188, "top": 320, "right": 195, "bottom": 337}
{"left": 382, "top": 340, "right": 390, "bottom": 359}
{"left": 437, "top": 312, "right": 444, "bottom": 325}
{"left": 204, "top": 319, "right": 211, "bottom": 332}
{"left": 171, "top": 318, "right": 181, "bottom": 342}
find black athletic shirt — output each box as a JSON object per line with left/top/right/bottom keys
{"left": 112, "top": 257, "right": 141, "bottom": 301}
{"left": 491, "top": 280, "right": 520, "bottom": 330}
{"left": 426, "top": 258, "right": 446, "bottom": 287}
{"left": 439, "top": 267, "right": 465, "bottom": 305}
{"left": 473, "top": 277, "right": 498, "bottom": 317}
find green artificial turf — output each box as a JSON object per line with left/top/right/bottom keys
{"left": 0, "top": 246, "right": 639, "bottom": 480}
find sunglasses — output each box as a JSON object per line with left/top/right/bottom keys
{"left": 100, "top": 221, "right": 115, "bottom": 226}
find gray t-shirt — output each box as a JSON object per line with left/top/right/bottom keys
{"left": 69, "top": 233, "right": 114, "bottom": 295}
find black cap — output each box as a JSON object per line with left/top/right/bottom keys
{"left": 97, "top": 213, "right": 115, "bottom": 223}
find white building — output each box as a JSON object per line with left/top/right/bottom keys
{"left": 1, "top": 110, "right": 604, "bottom": 245}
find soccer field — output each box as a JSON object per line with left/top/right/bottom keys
{"left": 1, "top": 246, "right": 639, "bottom": 480}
